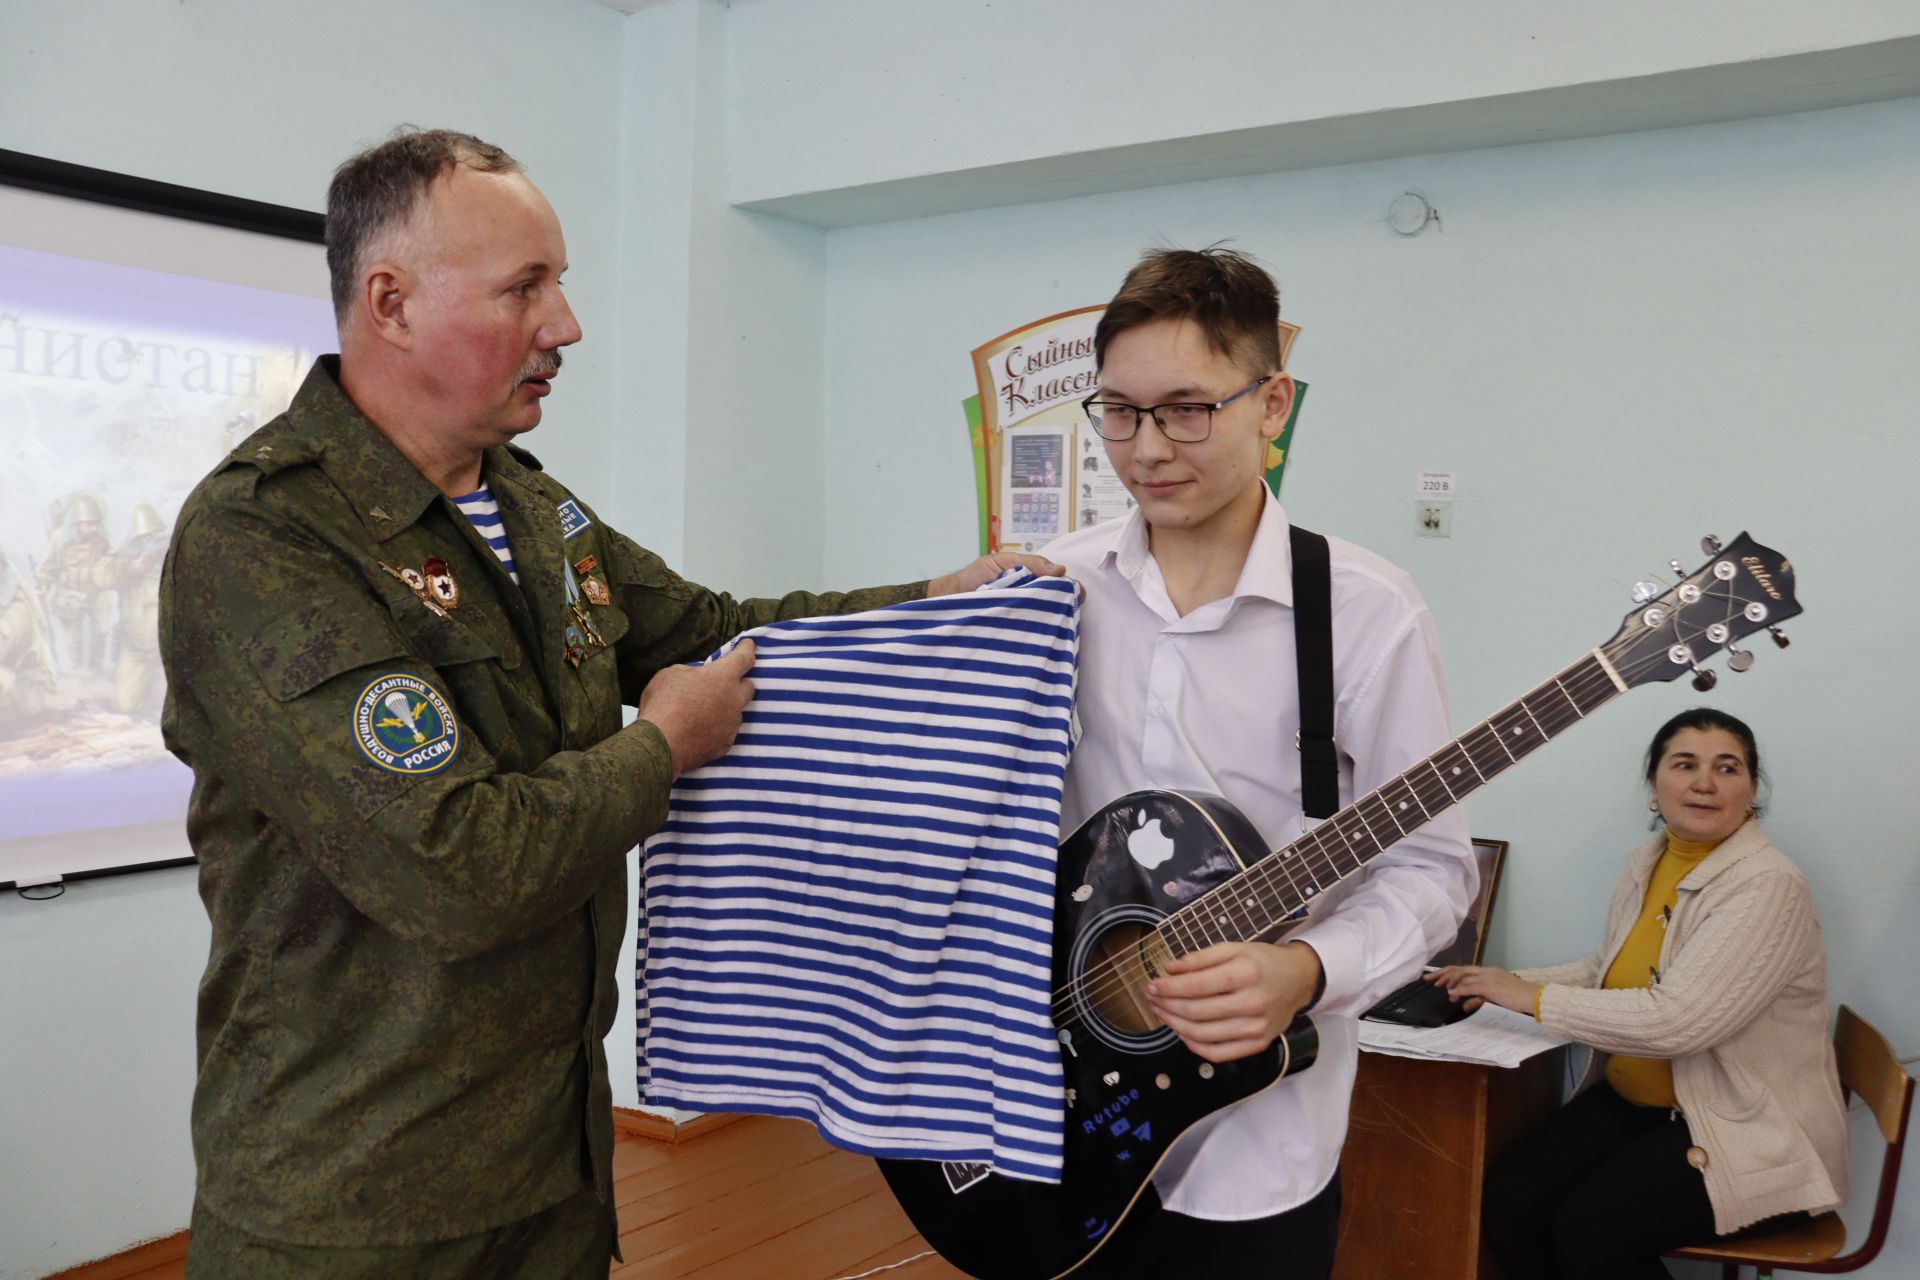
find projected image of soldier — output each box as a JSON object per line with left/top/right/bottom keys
{"left": 38, "top": 493, "right": 116, "bottom": 674}
{"left": 0, "top": 554, "right": 56, "bottom": 720}
{"left": 96, "top": 502, "right": 171, "bottom": 716}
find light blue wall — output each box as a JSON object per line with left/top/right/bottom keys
{"left": 726, "top": 0, "right": 1920, "bottom": 219}
{"left": 820, "top": 97, "right": 1920, "bottom": 1275}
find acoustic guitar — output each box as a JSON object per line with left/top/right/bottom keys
{"left": 878, "top": 532, "right": 1801, "bottom": 1280}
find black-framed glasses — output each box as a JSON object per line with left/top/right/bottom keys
{"left": 1081, "top": 375, "right": 1271, "bottom": 443}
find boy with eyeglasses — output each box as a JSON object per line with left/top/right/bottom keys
{"left": 1045, "top": 247, "right": 1476, "bottom": 1278}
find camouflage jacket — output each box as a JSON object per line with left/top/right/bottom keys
{"left": 158, "top": 358, "right": 922, "bottom": 1246}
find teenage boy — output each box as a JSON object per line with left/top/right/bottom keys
{"left": 1046, "top": 247, "right": 1476, "bottom": 1279}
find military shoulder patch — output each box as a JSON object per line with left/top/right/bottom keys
{"left": 555, "top": 498, "right": 592, "bottom": 540}
{"left": 354, "top": 673, "right": 460, "bottom": 775}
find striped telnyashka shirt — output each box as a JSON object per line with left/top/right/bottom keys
{"left": 638, "top": 570, "right": 1078, "bottom": 1182}
{"left": 452, "top": 484, "right": 517, "bottom": 582}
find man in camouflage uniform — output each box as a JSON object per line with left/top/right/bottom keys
{"left": 38, "top": 492, "right": 115, "bottom": 673}
{"left": 96, "top": 502, "right": 170, "bottom": 715}
{"left": 159, "top": 129, "right": 1053, "bottom": 1280}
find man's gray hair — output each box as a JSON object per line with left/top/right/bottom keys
{"left": 325, "top": 127, "right": 522, "bottom": 322}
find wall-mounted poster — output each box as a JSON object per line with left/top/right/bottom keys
{"left": 963, "top": 308, "right": 1306, "bottom": 554}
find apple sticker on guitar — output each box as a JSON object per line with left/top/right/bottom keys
{"left": 1127, "top": 809, "right": 1175, "bottom": 870}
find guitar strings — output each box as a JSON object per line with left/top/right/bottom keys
{"left": 1055, "top": 580, "right": 1750, "bottom": 1022}
{"left": 1048, "top": 657, "right": 1609, "bottom": 1029}
{"left": 1045, "top": 619, "right": 1726, "bottom": 1032}
{"left": 1048, "top": 646, "right": 1632, "bottom": 1027}
{"left": 1049, "top": 622, "right": 1721, "bottom": 1030}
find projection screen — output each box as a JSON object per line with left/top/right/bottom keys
{"left": 0, "top": 151, "right": 335, "bottom": 886}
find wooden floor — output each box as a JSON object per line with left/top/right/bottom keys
{"left": 57, "top": 1116, "right": 968, "bottom": 1280}
{"left": 609, "top": 1115, "right": 965, "bottom": 1280}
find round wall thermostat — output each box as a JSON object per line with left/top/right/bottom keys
{"left": 1387, "top": 192, "right": 1434, "bottom": 235}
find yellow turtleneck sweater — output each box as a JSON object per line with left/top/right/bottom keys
{"left": 1597, "top": 830, "right": 1719, "bottom": 1107}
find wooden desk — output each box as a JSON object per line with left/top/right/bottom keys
{"left": 1332, "top": 1048, "right": 1565, "bottom": 1280}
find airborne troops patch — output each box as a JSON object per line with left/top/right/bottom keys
{"left": 354, "top": 673, "right": 460, "bottom": 775}
{"left": 555, "top": 498, "right": 592, "bottom": 540}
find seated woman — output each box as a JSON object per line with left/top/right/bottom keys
{"left": 1431, "top": 707, "right": 1848, "bottom": 1280}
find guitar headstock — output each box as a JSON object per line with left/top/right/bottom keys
{"left": 1604, "top": 533, "right": 1802, "bottom": 691}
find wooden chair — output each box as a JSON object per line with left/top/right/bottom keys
{"left": 1666, "top": 1005, "right": 1913, "bottom": 1279}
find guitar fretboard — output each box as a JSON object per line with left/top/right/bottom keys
{"left": 1155, "top": 650, "right": 1627, "bottom": 958}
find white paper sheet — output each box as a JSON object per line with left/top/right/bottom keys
{"left": 1359, "top": 1002, "right": 1570, "bottom": 1068}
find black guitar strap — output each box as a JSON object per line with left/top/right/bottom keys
{"left": 1290, "top": 524, "right": 1338, "bottom": 819}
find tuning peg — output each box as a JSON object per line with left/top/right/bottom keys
{"left": 1727, "top": 649, "right": 1755, "bottom": 673}
{"left": 1769, "top": 628, "right": 1790, "bottom": 649}
{"left": 1632, "top": 580, "right": 1663, "bottom": 604}
{"left": 1691, "top": 668, "right": 1718, "bottom": 692}
{"left": 1669, "top": 560, "right": 1687, "bottom": 577}
{"left": 1700, "top": 534, "right": 1723, "bottom": 555}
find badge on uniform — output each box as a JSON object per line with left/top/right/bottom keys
{"left": 573, "top": 554, "right": 598, "bottom": 576}
{"left": 379, "top": 561, "right": 450, "bottom": 619}
{"left": 556, "top": 498, "right": 592, "bottom": 541}
{"left": 563, "top": 622, "right": 590, "bottom": 668}
{"left": 422, "top": 557, "right": 460, "bottom": 610}
{"left": 560, "top": 559, "right": 607, "bottom": 667}
{"left": 353, "top": 673, "right": 460, "bottom": 775}
{"left": 581, "top": 576, "right": 610, "bottom": 606}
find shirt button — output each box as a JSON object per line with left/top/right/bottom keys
{"left": 1150, "top": 703, "right": 1164, "bottom": 717}
{"left": 1686, "top": 1146, "right": 1710, "bottom": 1170}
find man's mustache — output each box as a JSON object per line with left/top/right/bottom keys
{"left": 518, "top": 350, "right": 563, "bottom": 382}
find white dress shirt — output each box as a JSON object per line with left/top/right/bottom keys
{"left": 1045, "top": 489, "right": 1476, "bottom": 1220}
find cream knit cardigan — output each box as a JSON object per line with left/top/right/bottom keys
{"left": 1516, "top": 820, "right": 1848, "bottom": 1234}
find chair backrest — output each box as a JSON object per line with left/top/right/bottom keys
{"left": 1829, "top": 1004, "right": 1915, "bottom": 1270}
{"left": 1835, "top": 1005, "right": 1913, "bottom": 1144}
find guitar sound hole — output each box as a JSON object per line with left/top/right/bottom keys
{"left": 1083, "top": 921, "right": 1165, "bottom": 1036}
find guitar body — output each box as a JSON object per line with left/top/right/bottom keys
{"left": 877, "top": 790, "right": 1320, "bottom": 1280}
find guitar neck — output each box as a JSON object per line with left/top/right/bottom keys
{"left": 1159, "top": 648, "right": 1630, "bottom": 956}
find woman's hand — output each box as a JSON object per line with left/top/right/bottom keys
{"left": 1427, "top": 964, "right": 1541, "bottom": 1017}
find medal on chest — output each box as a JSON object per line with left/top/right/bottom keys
{"left": 561, "top": 558, "right": 606, "bottom": 667}
{"left": 421, "top": 556, "right": 460, "bottom": 610}
{"left": 570, "top": 553, "right": 610, "bottom": 605}
{"left": 379, "top": 560, "right": 451, "bottom": 619}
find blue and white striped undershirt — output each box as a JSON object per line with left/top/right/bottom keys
{"left": 452, "top": 484, "right": 517, "bottom": 583}
{"left": 638, "top": 570, "right": 1079, "bottom": 1182}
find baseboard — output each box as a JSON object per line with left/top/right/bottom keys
{"left": 612, "top": 1105, "right": 741, "bottom": 1143}
{"left": 40, "top": 1229, "right": 189, "bottom": 1280}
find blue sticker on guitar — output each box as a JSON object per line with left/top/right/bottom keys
{"left": 353, "top": 673, "right": 460, "bottom": 775}
{"left": 556, "top": 498, "right": 592, "bottom": 540}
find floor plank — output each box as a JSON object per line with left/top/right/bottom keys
{"left": 55, "top": 1117, "right": 967, "bottom": 1280}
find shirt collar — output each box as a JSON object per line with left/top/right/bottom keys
{"left": 298, "top": 357, "right": 448, "bottom": 545}
{"left": 1234, "top": 487, "right": 1296, "bottom": 609}
{"left": 1105, "top": 484, "right": 1297, "bottom": 611}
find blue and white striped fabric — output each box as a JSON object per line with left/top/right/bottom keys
{"left": 452, "top": 484, "right": 518, "bottom": 583}
{"left": 638, "top": 569, "right": 1078, "bottom": 1182}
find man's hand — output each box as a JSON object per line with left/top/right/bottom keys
{"left": 636, "top": 640, "right": 757, "bottom": 778}
{"left": 1427, "top": 964, "right": 1540, "bottom": 1016}
{"left": 925, "top": 552, "right": 1066, "bottom": 598}
{"left": 1145, "top": 940, "right": 1322, "bottom": 1064}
